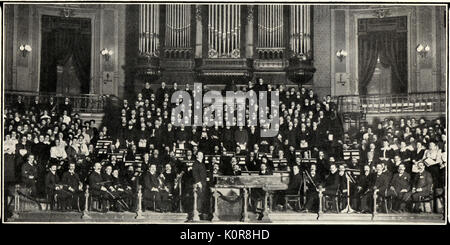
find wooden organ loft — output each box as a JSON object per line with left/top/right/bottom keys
{"left": 129, "top": 4, "right": 315, "bottom": 86}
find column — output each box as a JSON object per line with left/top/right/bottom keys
{"left": 246, "top": 5, "right": 254, "bottom": 58}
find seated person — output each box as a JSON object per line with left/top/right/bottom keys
{"left": 45, "top": 163, "right": 70, "bottom": 210}
{"left": 111, "top": 169, "right": 134, "bottom": 211}
{"left": 303, "top": 164, "right": 322, "bottom": 213}
{"left": 88, "top": 162, "right": 114, "bottom": 212}
{"left": 386, "top": 163, "right": 411, "bottom": 213}
{"left": 61, "top": 162, "right": 84, "bottom": 211}
{"left": 142, "top": 164, "right": 168, "bottom": 212}
{"left": 319, "top": 163, "right": 340, "bottom": 212}
{"left": 360, "top": 163, "right": 390, "bottom": 213}
{"left": 21, "top": 154, "right": 38, "bottom": 196}
{"left": 411, "top": 161, "right": 433, "bottom": 213}
{"left": 354, "top": 165, "right": 373, "bottom": 211}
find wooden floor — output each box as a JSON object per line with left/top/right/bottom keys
{"left": 6, "top": 210, "right": 445, "bottom": 224}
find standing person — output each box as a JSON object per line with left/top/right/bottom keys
{"left": 189, "top": 153, "right": 208, "bottom": 220}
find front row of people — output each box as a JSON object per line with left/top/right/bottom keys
{"left": 24, "top": 152, "right": 438, "bottom": 215}
{"left": 297, "top": 161, "right": 435, "bottom": 214}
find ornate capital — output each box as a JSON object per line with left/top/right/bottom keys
{"left": 373, "top": 9, "right": 390, "bottom": 18}
{"left": 247, "top": 6, "right": 254, "bottom": 22}
{"left": 195, "top": 5, "right": 202, "bottom": 21}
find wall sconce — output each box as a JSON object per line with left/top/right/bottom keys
{"left": 416, "top": 44, "right": 431, "bottom": 58}
{"left": 336, "top": 49, "right": 347, "bottom": 62}
{"left": 19, "top": 44, "right": 32, "bottom": 57}
{"left": 101, "top": 48, "right": 113, "bottom": 61}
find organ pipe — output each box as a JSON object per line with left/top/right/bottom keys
{"left": 208, "top": 4, "right": 241, "bottom": 58}
{"left": 139, "top": 4, "right": 160, "bottom": 56}
{"left": 165, "top": 4, "right": 191, "bottom": 49}
{"left": 290, "top": 5, "right": 311, "bottom": 55}
{"left": 257, "top": 5, "right": 284, "bottom": 48}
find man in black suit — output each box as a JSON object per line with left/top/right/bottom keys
{"left": 61, "top": 162, "right": 84, "bottom": 210}
{"left": 281, "top": 165, "right": 302, "bottom": 210}
{"left": 386, "top": 163, "right": 411, "bottom": 212}
{"left": 411, "top": 161, "right": 433, "bottom": 213}
{"left": 142, "top": 164, "right": 164, "bottom": 211}
{"left": 88, "top": 162, "right": 112, "bottom": 212}
{"left": 360, "top": 163, "right": 390, "bottom": 213}
{"left": 190, "top": 155, "right": 208, "bottom": 219}
{"left": 21, "top": 154, "right": 38, "bottom": 196}
{"left": 354, "top": 165, "right": 373, "bottom": 211}
{"left": 45, "top": 163, "right": 66, "bottom": 210}
{"left": 320, "top": 163, "right": 340, "bottom": 212}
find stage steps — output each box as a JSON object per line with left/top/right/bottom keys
{"left": 7, "top": 210, "right": 444, "bottom": 224}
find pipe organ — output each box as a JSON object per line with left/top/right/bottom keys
{"left": 139, "top": 4, "right": 160, "bottom": 56}
{"left": 165, "top": 5, "right": 191, "bottom": 49}
{"left": 257, "top": 5, "right": 284, "bottom": 48}
{"left": 208, "top": 4, "right": 241, "bottom": 58}
{"left": 290, "top": 5, "right": 311, "bottom": 56}
{"left": 133, "top": 4, "right": 315, "bottom": 85}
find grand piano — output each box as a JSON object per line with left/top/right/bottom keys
{"left": 210, "top": 172, "right": 290, "bottom": 222}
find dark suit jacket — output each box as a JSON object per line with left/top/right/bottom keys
{"left": 390, "top": 172, "right": 411, "bottom": 192}
{"left": 372, "top": 173, "right": 390, "bottom": 195}
{"left": 62, "top": 171, "right": 81, "bottom": 191}
{"left": 323, "top": 172, "right": 340, "bottom": 192}
{"left": 88, "top": 171, "right": 104, "bottom": 192}
{"left": 287, "top": 173, "right": 303, "bottom": 194}
{"left": 192, "top": 161, "right": 207, "bottom": 187}
{"left": 413, "top": 170, "right": 433, "bottom": 194}
{"left": 45, "top": 172, "right": 60, "bottom": 194}
{"left": 143, "top": 172, "right": 159, "bottom": 191}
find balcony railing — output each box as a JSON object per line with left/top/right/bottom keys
{"left": 4, "top": 91, "right": 112, "bottom": 113}
{"left": 336, "top": 91, "right": 446, "bottom": 115}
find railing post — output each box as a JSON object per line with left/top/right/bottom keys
{"left": 373, "top": 189, "right": 378, "bottom": 215}
{"left": 135, "top": 185, "right": 144, "bottom": 219}
{"left": 192, "top": 186, "right": 200, "bottom": 221}
{"left": 318, "top": 188, "right": 324, "bottom": 215}
{"left": 241, "top": 188, "right": 249, "bottom": 222}
{"left": 211, "top": 188, "right": 220, "bottom": 222}
{"left": 12, "top": 184, "right": 20, "bottom": 219}
{"left": 261, "top": 187, "right": 270, "bottom": 222}
{"left": 81, "top": 185, "right": 91, "bottom": 219}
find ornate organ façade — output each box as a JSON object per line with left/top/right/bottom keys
{"left": 132, "top": 4, "right": 315, "bottom": 85}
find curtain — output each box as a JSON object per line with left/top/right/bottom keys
{"left": 378, "top": 32, "right": 408, "bottom": 94}
{"left": 40, "top": 24, "right": 91, "bottom": 94}
{"left": 358, "top": 33, "right": 379, "bottom": 95}
{"left": 358, "top": 31, "right": 407, "bottom": 95}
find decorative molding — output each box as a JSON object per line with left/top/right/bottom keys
{"left": 60, "top": 8, "right": 75, "bottom": 18}
{"left": 195, "top": 5, "right": 202, "bottom": 21}
{"left": 247, "top": 6, "right": 254, "bottom": 22}
{"left": 373, "top": 9, "right": 390, "bottom": 19}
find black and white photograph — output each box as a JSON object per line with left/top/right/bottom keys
{"left": 1, "top": 0, "right": 448, "bottom": 228}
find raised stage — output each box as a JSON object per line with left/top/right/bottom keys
{"left": 6, "top": 210, "right": 445, "bottom": 224}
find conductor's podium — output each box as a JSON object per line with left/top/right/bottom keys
{"left": 211, "top": 173, "right": 290, "bottom": 222}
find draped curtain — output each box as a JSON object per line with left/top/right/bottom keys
{"left": 358, "top": 31, "right": 407, "bottom": 95}
{"left": 40, "top": 24, "right": 91, "bottom": 94}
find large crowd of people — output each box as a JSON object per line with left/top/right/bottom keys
{"left": 4, "top": 79, "right": 447, "bottom": 219}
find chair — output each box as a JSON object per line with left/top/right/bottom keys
{"left": 411, "top": 189, "right": 434, "bottom": 213}
{"left": 284, "top": 187, "right": 302, "bottom": 211}
{"left": 322, "top": 189, "right": 340, "bottom": 213}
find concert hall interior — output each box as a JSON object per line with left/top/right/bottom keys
{"left": 2, "top": 3, "right": 447, "bottom": 223}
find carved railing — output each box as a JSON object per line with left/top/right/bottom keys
{"left": 4, "top": 90, "right": 112, "bottom": 113}
{"left": 336, "top": 91, "right": 446, "bottom": 115}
